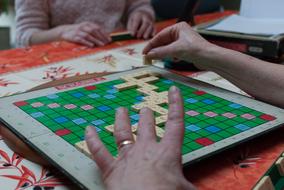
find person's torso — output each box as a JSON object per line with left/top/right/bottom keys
{"left": 48, "top": 0, "right": 127, "bottom": 32}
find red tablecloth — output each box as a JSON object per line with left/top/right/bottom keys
{"left": 1, "top": 11, "right": 283, "bottom": 190}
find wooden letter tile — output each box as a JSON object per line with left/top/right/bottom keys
{"left": 75, "top": 141, "right": 91, "bottom": 158}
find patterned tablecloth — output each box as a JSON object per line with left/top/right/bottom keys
{"left": 1, "top": 11, "right": 283, "bottom": 190}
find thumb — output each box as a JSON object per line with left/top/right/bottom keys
{"left": 146, "top": 42, "right": 180, "bottom": 60}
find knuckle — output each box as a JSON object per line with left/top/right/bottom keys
{"left": 142, "top": 119, "right": 153, "bottom": 127}
{"left": 74, "top": 36, "right": 81, "bottom": 41}
{"left": 115, "top": 128, "right": 130, "bottom": 139}
{"left": 89, "top": 142, "right": 102, "bottom": 155}
{"left": 168, "top": 111, "right": 183, "bottom": 123}
{"left": 75, "top": 30, "right": 82, "bottom": 36}
{"left": 81, "top": 33, "right": 88, "bottom": 38}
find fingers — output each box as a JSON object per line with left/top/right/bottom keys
{"left": 162, "top": 86, "right": 185, "bottom": 154}
{"left": 77, "top": 31, "right": 105, "bottom": 46}
{"left": 85, "top": 126, "right": 114, "bottom": 171}
{"left": 128, "top": 13, "right": 154, "bottom": 39}
{"left": 143, "top": 26, "right": 177, "bottom": 55}
{"left": 81, "top": 24, "right": 111, "bottom": 45}
{"left": 137, "top": 17, "right": 152, "bottom": 39}
{"left": 114, "top": 108, "right": 135, "bottom": 153}
{"left": 95, "top": 29, "right": 112, "bottom": 44}
{"left": 137, "top": 108, "right": 156, "bottom": 142}
{"left": 145, "top": 41, "right": 180, "bottom": 60}
{"left": 127, "top": 14, "right": 141, "bottom": 36}
{"left": 73, "top": 35, "right": 95, "bottom": 47}
{"left": 143, "top": 25, "right": 155, "bottom": 39}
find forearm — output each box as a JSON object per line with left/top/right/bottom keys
{"left": 30, "top": 26, "right": 66, "bottom": 45}
{"left": 195, "top": 45, "right": 284, "bottom": 108}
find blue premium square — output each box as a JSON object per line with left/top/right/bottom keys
{"left": 55, "top": 117, "right": 68, "bottom": 123}
{"left": 202, "top": 99, "right": 215, "bottom": 105}
{"left": 31, "top": 112, "right": 44, "bottom": 118}
{"left": 234, "top": 124, "right": 250, "bottom": 131}
{"left": 107, "top": 89, "right": 118, "bottom": 94}
{"left": 72, "top": 92, "right": 84, "bottom": 98}
{"left": 94, "top": 126, "right": 102, "bottom": 132}
{"left": 88, "top": 93, "right": 100, "bottom": 99}
{"left": 104, "top": 95, "right": 116, "bottom": 99}
{"left": 135, "top": 96, "right": 144, "bottom": 101}
{"left": 205, "top": 126, "right": 221, "bottom": 133}
{"left": 186, "top": 125, "right": 201, "bottom": 132}
{"left": 186, "top": 98, "right": 198, "bottom": 104}
{"left": 229, "top": 103, "right": 243, "bottom": 109}
{"left": 92, "top": 120, "right": 105, "bottom": 126}
{"left": 72, "top": 118, "right": 87, "bottom": 125}
{"left": 162, "top": 79, "right": 174, "bottom": 84}
{"left": 97, "top": 105, "right": 111, "bottom": 111}
{"left": 46, "top": 94, "right": 59, "bottom": 99}
{"left": 130, "top": 114, "right": 140, "bottom": 121}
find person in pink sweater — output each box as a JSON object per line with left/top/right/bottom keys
{"left": 15, "top": 0, "right": 155, "bottom": 47}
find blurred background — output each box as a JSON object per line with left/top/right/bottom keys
{"left": 0, "top": 0, "right": 240, "bottom": 50}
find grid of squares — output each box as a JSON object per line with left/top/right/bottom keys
{"left": 14, "top": 77, "right": 276, "bottom": 157}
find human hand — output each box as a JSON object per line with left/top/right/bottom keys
{"left": 143, "top": 22, "right": 215, "bottom": 64}
{"left": 127, "top": 11, "right": 155, "bottom": 39}
{"left": 86, "top": 86, "right": 196, "bottom": 190}
{"left": 60, "top": 22, "right": 111, "bottom": 47}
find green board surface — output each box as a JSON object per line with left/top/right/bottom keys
{"left": 14, "top": 77, "right": 276, "bottom": 157}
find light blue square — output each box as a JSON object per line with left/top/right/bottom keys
{"left": 205, "top": 126, "right": 221, "bottom": 133}
{"left": 92, "top": 120, "right": 105, "bottom": 126}
{"left": 235, "top": 124, "right": 250, "bottom": 131}
{"left": 163, "top": 80, "right": 174, "bottom": 84}
{"left": 31, "top": 112, "right": 44, "bottom": 118}
{"left": 88, "top": 93, "right": 100, "bottom": 99}
{"left": 94, "top": 126, "right": 102, "bottom": 132}
{"left": 186, "top": 125, "right": 201, "bottom": 132}
{"left": 107, "top": 89, "right": 118, "bottom": 94}
{"left": 135, "top": 96, "right": 144, "bottom": 101}
{"left": 46, "top": 94, "right": 59, "bottom": 99}
{"left": 229, "top": 103, "right": 243, "bottom": 109}
{"left": 104, "top": 94, "right": 116, "bottom": 99}
{"left": 72, "top": 118, "right": 87, "bottom": 125}
{"left": 186, "top": 98, "right": 198, "bottom": 104}
{"left": 130, "top": 114, "right": 140, "bottom": 121}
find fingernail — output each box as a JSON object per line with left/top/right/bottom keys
{"left": 117, "top": 107, "right": 124, "bottom": 113}
{"left": 170, "top": 86, "right": 179, "bottom": 92}
{"left": 141, "top": 107, "right": 148, "bottom": 113}
{"left": 86, "top": 126, "right": 92, "bottom": 136}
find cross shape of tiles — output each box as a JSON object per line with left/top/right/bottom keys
{"left": 113, "top": 71, "right": 169, "bottom": 139}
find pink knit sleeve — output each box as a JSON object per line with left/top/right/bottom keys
{"left": 15, "top": 0, "right": 49, "bottom": 47}
{"left": 126, "top": 0, "right": 155, "bottom": 20}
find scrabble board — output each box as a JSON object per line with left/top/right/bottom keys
{"left": 0, "top": 66, "right": 284, "bottom": 190}
{"left": 253, "top": 152, "right": 284, "bottom": 190}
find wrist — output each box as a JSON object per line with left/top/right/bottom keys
{"left": 190, "top": 43, "right": 225, "bottom": 71}
{"left": 55, "top": 25, "right": 70, "bottom": 40}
